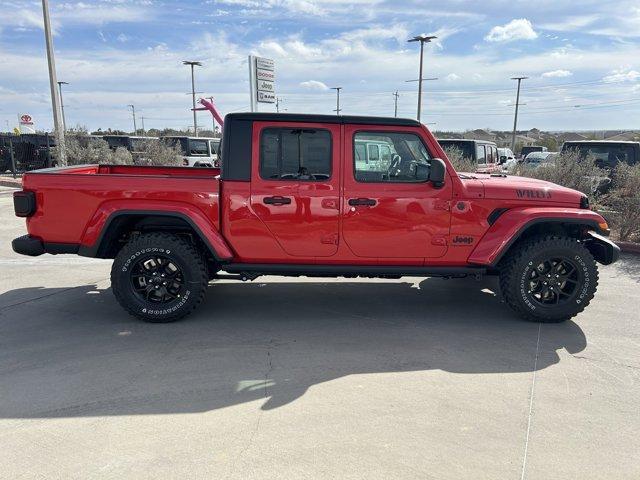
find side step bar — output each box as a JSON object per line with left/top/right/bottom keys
{"left": 221, "top": 263, "right": 486, "bottom": 280}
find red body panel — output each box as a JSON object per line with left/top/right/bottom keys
{"left": 22, "top": 165, "right": 232, "bottom": 260}
{"left": 17, "top": 122, "right": 608, "bottom": 268}
{"left": 467, "top": 207, "right": 605, "bottom": 265}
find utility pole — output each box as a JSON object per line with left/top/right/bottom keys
{"left": 127, "top": 104, "right": 137, "bottom": 134}
{"left": 42, "top": 0, "right": 66, "bottom": 164}
{"left": 408, "top": 34, "right": 437, "bottom": 122}
{"left": 276, "top": 97, "right": 284, "bottom": 113}
{"left": 331, "top": 87, "right": 342, "bottom": 115}
{"left": 140, "top": 115, "right": 145, "bottom": 134}
{"left": 183, "top": 61, "right": 202, "bottom": 137}
{"left": 510, "top": 76, "right": 528, "bottom": 152}
{"left": 57, "top": 81, "right": 69, "bottom": 132}
{"left": 393, "top": 90, "right": 399, "bottom": 117}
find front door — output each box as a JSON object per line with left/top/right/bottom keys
{"left": 250, "top": 121, "right": 341, "bottom": 257}
{"left": 342, "top": 126, "right": 452, "bottom": 259}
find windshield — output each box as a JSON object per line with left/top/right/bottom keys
{"left": 439, "top": 140, "right": 475, "bottom": 161}
{"left": 521, "top": 146, "right": 543, "bottom": 156}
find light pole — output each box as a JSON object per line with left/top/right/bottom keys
{"left": 393, "top": 90, "right": 399, "bottom": 117}
{"left": 331, "top": 87, "right": 342, "bottom": 115}
{"left": 127, "top": 104, "right": 137, "bottom": 134}
{"left": 57, "top": 81, "right": 69, "bottom": 132}
{"left": 408, "top": 34, "right": 437, "bottom": 122}
{"left": 42, "top": 0, "right": 65, "bottom": 164}
{"left": 510, "top": 76, "right": 528, "bottom": 152}
{"left": 183, "top": 61, "right": 202, "bottom": 137}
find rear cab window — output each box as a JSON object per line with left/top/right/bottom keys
{"left": 260, "top": 128, "right": 332, "bottom": 181}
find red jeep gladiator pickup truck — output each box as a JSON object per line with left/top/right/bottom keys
{"left": 12, "top": 113, "right": 619, "bottom": 323}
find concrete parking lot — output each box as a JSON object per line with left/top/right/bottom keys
{"left": 0, "top": 184, "right": 639, "bottom": 479}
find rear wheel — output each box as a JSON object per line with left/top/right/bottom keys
{"left": 499, "top": 236, "right": 598, "bottom": 323}
{"left": 111, "top": 233, "right": 208, "bottom": 322}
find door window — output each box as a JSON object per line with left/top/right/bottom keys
{"left": 476, "top": 144, "right": 486, "bottom": 164}
{"left": 353, "top": 132, "right": 432, "bottom": 183}
{"left": 260, "top": 128, "right": 332, "bottom": 181}
{"left": 189, "top": 139, "right": 209, "bottom": 156}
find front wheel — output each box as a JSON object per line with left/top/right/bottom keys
{"left": 499, "top": 235, "right": 599, "bottom": 323}
{"left": 111, "top": 233, "right": 208, "bottom": 322}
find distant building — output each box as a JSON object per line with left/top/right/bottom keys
{"left": 515, "top": 135, "right": 537, "bottom": 146}
{"left": 558, "top": 132, "right": 588, "bottom": 142}
{"left": 463, "top": 129, "right": 496, "bottom": 142}
{"left": 604, "top": 131, "right": 639, "bottom": 141}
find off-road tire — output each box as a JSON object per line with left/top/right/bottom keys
{"left": 111, "top": 233, "right": 208, "bottom": 323}
{"left": 499, "top": 235, "right": 598, "bottom": 323}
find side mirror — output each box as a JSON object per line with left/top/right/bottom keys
{"left": 429, "top": 158, "right": 446, "bottom": 188}
{"left": 499, "top": 155, "right": 507, "bottom": 164}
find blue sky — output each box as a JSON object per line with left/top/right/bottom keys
{"left": 0, "top": 0, "right": 639, "bottom": 132}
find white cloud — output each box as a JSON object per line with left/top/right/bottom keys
{"left": 485, "top": 19, "right": 538, "bottom": 43}
{"left": 444, "top": 73, "right": 460, "bottom": 81}
{"left": 299, "top": 80, "right": 329, "bottom": 91}
{"left": 603, "top": 68, "right": 640, "bottom": 83}
{"left": 117, "top": 33, "right": 129, "bottom": 43}
{"left": 542, "top": 69, "right": 573, "bottom": 78}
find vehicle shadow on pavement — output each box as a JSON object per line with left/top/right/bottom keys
{"left": 0, "top": 277, "right": 586, "bottom": 418}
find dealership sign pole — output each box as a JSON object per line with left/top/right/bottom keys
{"left": 248, "top": 56, "right": 276, "bottom": 112}
{"left": 41, "top": 0, "right": 66, "bottom": 165}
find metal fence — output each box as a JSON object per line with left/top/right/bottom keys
{"left": 0, "top": 133, "right": 57, "bottom": 178}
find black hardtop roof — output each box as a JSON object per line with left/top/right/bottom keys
{"left": 438, "top": 138, "right": 497, "bottom": 145}
{"left": 225, "top": 112, "right": 421, "bottom": 127}
{"left": 563, "top": 140, "right": 639, "bottom": 145}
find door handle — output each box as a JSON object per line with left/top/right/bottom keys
{"left": 263, "top": 196, "right": 292, "bottom": 205}
{"left": 348, "top": 198, "right": 377, "bottom": 207}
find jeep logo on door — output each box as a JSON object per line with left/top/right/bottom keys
{"left": 452, "top": 235, "right": 474, "bottom": 245}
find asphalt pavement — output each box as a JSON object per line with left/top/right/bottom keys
{"left": 0, "top": 185, "right": 638, "bottom": 479}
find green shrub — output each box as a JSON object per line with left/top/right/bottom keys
{"left": 512, "top": 151, "right": 607, "bottom": 196}
{"left": 602, "top": 163, "right": 640, "bottom": 242}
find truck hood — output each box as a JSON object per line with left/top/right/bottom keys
{"left": 460, "top": 173, "right": 584, "bottom": 206}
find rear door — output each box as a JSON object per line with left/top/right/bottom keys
{"left": 342, "top": 125, "right": 452, "bottom": 259}
{"left": 250, "top": 121, "right": 340, "bottom": 257}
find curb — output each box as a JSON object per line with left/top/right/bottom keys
{"left": 616, "top": 241, "right": 640, "bottom": 255}
{"left": 0, "top": 178, "right": 22, "bottom": 188}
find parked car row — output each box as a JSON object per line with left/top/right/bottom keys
{"left": 0, "top": 133, "right": 57, "bottom": 173}
{"left": 436, "top": 137, "right": 639, "bottom": 176}
{"left": 101, "top": 135, "right": 221, "bottom": 167}
{"left": 1, "top": 133, "right": 223, "bottom": 173}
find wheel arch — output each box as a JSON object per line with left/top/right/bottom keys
{"left": 491, "top": 218, "right": 599, "bottom": 266}
{"left": 467, "top": 207, "right": 610, "bottom": 268}
{"left": 78, "top": 210, "right": 233, "bottom": 261}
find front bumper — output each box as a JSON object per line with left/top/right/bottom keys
{"left": 12, "top": 235, "right": 79, "bottom": 257}
{"left": 585, "top": 230, "right": 620, "bottom": 265}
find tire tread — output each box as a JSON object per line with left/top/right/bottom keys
{"left": 499, "top": 235, "right": 599, "bottom": 323}
{"left": 111, "top": 232, "right": 208, "bottom": 323}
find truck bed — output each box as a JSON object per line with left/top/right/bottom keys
{"left": 21, "top": 164, "right": 221, "bottom": 248}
